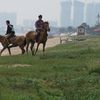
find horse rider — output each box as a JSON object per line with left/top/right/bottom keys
{"left": 5, "top": 20, "right": 16, "bottom": 40}
{"left": 35, "top": 15, "right": 44, "bottom": 42}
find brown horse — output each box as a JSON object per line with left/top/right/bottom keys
{"left": 26, "top": 21, "right": 50, "bottom": 55}
{"left": 0, "top": 35, "right": 26, "bottom": 55}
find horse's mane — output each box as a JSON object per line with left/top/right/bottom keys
{"left": 44, "top": 21, "right": 49, "bottom": 24}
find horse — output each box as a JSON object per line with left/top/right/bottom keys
{"left": 25, "top": 21, "right": 50, "bottom": 55}
{"left": 0, "top": 35, "right": 26, "bottom": 55}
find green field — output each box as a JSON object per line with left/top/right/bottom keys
{"left": 0, "top": 36, "right": 100, "bottom": 100}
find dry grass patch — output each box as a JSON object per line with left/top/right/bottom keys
{"left": 0, "top": 64, "right": 32, "bottom": 68}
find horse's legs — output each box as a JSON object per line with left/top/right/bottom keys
{"left": 43, "top": 42, "right": 46, "bottom": 52}
{"left": 7, "top": 47, "right": 11, "bottom": 55}
{"left": 42, "top": 42, "right": 46, "bottom": 56}
{"left": 0, "top": 47, "right": 6, "bottom": 55}
{"left": 26, "top": 41, "right": 30, "bottom": 54}
{"left": 0, "top": 46, "right": 11, "bottom": 56}
{"left": 8, "top": 44, "right": 19, "bottom": 55}
{"left": 35, "top": 43, "right": 40, "bottom": 55}
{"left": 19, "top": 45, "right": 25, "bottom": 54}
{"left": 9, "top": 43, "right": 25, "bottom": 55}
{"left": 30, "top": 42, "right": 35, "bottom": 55}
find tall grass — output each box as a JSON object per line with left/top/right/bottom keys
{"left": 0, "top": 36, "right": 100, "bottom": 100}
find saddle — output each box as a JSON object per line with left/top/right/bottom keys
{"left": 35, "top": 32, "right": 40, "bottom": 42}
{"left": 35, "top": 29, "right": 42, "bottom": 42}
{"left": 6, "top": 35, "right": 16, "bottom": 44}
{"left": 35, "top": 28, "right": 48, "bottom": 42}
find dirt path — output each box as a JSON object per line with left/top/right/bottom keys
{"left": 0, "top": 37, "right": 60, "bottom": 56}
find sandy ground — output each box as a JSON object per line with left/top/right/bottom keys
{"left": 0, "top": 37, "right": 60, "bottom": 56}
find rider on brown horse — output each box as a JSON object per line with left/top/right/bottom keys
{"left": 5, "top": 20, "right": 16, "bottom": 41}
{"left": 35, "top": 15, "right": 45, "bottom": 42}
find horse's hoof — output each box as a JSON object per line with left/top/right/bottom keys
{"left": 32, "top": 53, "right": 35, "bottom": 56}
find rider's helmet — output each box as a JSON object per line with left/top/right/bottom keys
{"left": 38, "top": 15, "right": 42, "bottom": 19}
{"left": 6, "top": 20, "right": 10, "bottom": 24}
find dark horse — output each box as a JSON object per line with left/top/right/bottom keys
{"left": 0, "top": 35, "right": 26, "bottom": 55}
{"left": 26, "top": 21, "right": 50, "bottom": 55}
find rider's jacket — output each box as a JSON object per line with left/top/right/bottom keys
{"left": 35, "top": 19, "right": 44, "bottom": 30}
{"left": 6, "top": 24, "right": 15, "bottom": 35}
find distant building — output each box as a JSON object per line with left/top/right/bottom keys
{"left": 94, "top": 3, "right": 100, "bottom": 25}
{"left": 60, "top": 0, "right": 84, "bottom": 27}
{"left": 60, "top": 1, "right": 100, "bottom": 27}
{"left": 73, "top": 1, "right": 84, "bottom": 27}
{"left": 85, "top": 2, "right": 100, "bottom": 26}
{"left": 77, "top": 25, "right": 85, "bottom": 35}
{"left": 89, "top": 24, "right": 100, "bottom": 35}
{"left": 85, "top": 3, "right": 95, "bottom": 26}
{"left": 60, "top": 0, "right": 71, "bottom": 27}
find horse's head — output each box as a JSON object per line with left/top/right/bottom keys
{"left": 43, "top": 21, "right": 50, "bottom": 32}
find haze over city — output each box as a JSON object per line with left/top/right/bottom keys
{"left": 0, "top": 0, "right": 100, "bottom": 26}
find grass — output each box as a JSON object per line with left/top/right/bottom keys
{"left": 0, "top": 36, "right": 100, "bottom": 100}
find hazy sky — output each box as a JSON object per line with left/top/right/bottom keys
{"left": 0, "top": 0, "right": 62, "bottom": 25}
{"left": 0, "top": 0, "right": 100, "bottom": 26}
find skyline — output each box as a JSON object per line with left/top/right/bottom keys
{"left": 61, "top": 0, "right": 100, "bottom": 27}
{"left": 0, "top": 0, "right": 100, "bottom": 26}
